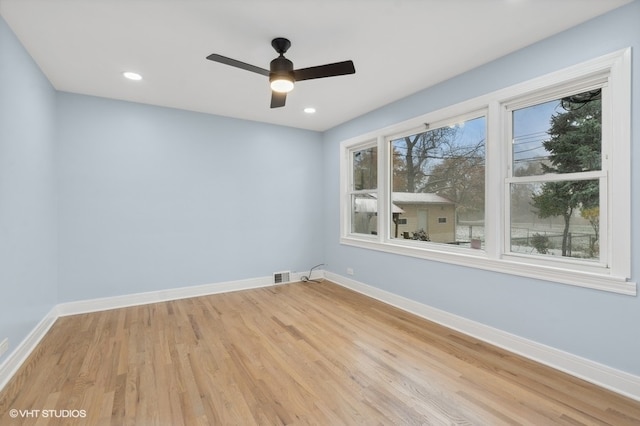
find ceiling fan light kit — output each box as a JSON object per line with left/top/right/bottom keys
{"left": 206, "top": 37, "right": 355, "bottom": 108}
{"left": 270, "top": 78, "right": 294, "bottom": 93}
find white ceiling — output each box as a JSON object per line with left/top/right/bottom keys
{"left": 0, "top": 0, "right": 632, "bottom": 131}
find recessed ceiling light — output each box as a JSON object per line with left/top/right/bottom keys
{"left": 123, "top": 71, "right": 142, "bottom": 81}
{"left": 304, "top": 107, "right": 316, "bottom": 114}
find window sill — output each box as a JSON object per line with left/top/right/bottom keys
{"left": 340, "top": 236, "right": 636, "bottom": 296}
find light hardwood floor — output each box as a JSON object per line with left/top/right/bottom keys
{"left": 1, "top": 281, "right": 639, "bottom": 425}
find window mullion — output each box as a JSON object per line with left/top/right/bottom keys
{"left": 485, "top": 101, "right": 503, "bottom": 260}
{"left": 377, "top": 135, "right": 388, "bottom": 242}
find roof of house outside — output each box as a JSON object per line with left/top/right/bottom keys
{"left": 355, "top": 192, "right": 455, "bottom": 214}
{"left": 355, "top": 198, "right": 405, "bottom": 214}
{"left": 392, "top": 192, "right": 455, "bottom": 205}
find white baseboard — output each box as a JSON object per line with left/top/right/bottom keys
{"left": 56, "top": 275, "right": 281, "bottom": 317}
{"left": 324, "top": 271, "right": 640, "bottom": 402}
{"left": 0, "top": 307, "right": 58, "bottom": 392}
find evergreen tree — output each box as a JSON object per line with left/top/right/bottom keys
{"left": 531, "top": 96, "right": 601, "bottom": 256}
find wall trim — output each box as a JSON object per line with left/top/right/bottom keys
{"left": 56, "top": 275, "right": 286, "bottom": 317}
{"left": 324, "top": 271, "right": 640, "bottom": 402}
{"left": 0, "top": 308, "right": 58, "bottom": 392}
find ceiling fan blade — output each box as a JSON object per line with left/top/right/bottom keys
{"left": 206, "top": 53, "right": 269, "bottom": 76}
{"left": 293, "top": 60, "right": 355, "bottom": 81}
{"left": 270, "top": 91, "right": 287, "bottom": 108}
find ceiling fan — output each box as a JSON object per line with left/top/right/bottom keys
{"left": 206, "top": 37, "right": 356, "bottom": 108}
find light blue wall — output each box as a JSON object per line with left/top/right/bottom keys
{"left": 322, "top": 1, "right": 640, "bottom": 375}
{"left": 56, "top": 93, "right": 324, "bottom": 301}
{"left": 0, "top": 17, "right": 57, "bottom": 363}
{"left": 1, "top": 13, "right": 324, "bottom": 359}
{"left": 2, "top": 1, "right": 639, "bottom": 379}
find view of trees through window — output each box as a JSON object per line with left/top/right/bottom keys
{"left": 351, "top": 146, "right": 378, "bottom": 235}
{"left": 352, "top": 146, "right": 377, "bottom": 191}
{"left": 510, "top": 89, "right": 602, "bottom": 260}
{"left": 390, "top": 116, "right": 486, "bottom": 247}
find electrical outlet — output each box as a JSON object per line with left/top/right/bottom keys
{"left": 346, "top": 267, "right": 354, "bottom": 276}
{"left": 0, "top": 338, "right": 8, "bottom": 357}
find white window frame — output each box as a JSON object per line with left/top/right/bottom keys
{"left": 343, "top": 139, "right": 379, "bottom": 241}
{"left": 383, "top": 109, "right": 488, "bottom": 253}
{"left": 502, "top": 79, "right": 609, "bottom": 273}
{"left": 339, "top": 48, "right": 634, "bottom": 295}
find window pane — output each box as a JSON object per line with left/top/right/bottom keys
{"left": 512, "top": 89, "right": 601, "bottom": 177}
{"left": 352, "top": 146, "right": 377, "bottom": 190}
{"left": 390, "top": 116, "right": 485, "bottom": 248}
{"left": 351, "top": 193, "right": 378, "bottom": 235}
{"left": 510, "top": 180, "right": 599, "bottom": 260}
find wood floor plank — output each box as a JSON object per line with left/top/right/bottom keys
{"left": 1, "top": 281, "right": 639, "bottom": 425}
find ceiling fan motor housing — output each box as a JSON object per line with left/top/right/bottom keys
{"left": 269, "top": 55, "right": 294, "bottom": 83}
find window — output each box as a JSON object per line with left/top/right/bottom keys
{"left": 389, "top": 115, "right": 486, "bottom": 247}
{"left": 340, "top": 49, "right": 632, "bottom": 294}
{"left": 507, "top": 89, "right": 604, "bottom": 263}
{"left": 348, "top": 143, "right": 378, "bottom": 236}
